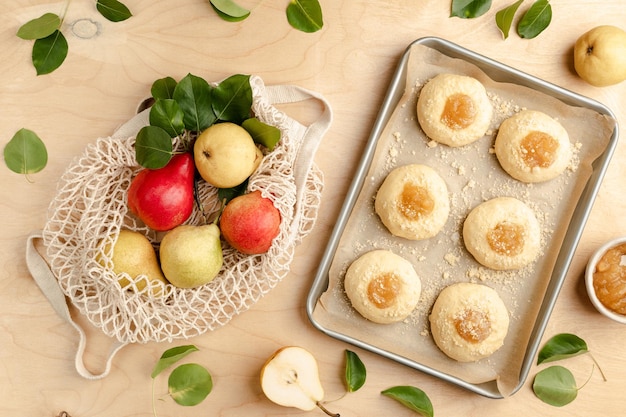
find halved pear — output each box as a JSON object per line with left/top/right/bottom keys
{"left": 260, "top": 346, "right": 338, "bottom": 416}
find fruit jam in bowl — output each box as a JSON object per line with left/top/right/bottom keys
{"left": 585, "top": 236, "right": 626, "bottom": 324}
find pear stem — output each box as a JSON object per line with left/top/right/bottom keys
{"left": 317, "top": 402, "right": 340, "bottom": 417}
{"left": 192, "top": 176, "right": 207, "bottom": 222}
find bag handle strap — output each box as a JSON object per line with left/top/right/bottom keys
{"left": 263, "top": 83, "right": 333, "bottom": 239}
{"left": 26, "top": 233, "right": 128, "bottom": 380}
{"left": 264, "top": 83, "right": 332, "bottom": 190}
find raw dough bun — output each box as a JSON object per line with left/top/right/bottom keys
{"left": 417, "top": 73, "right": 493, "bottom": 147}
{"left": 429, "top": 282, "right": 509, "bottom": 362}
{"left": 495, "top": 110, "right": 571, "bottom": 183}
{"left": 375, "top": 164, "right": 450, "bottom": 240}
{"left": 344, "top": 250, "right": 421, "bottom": 324}
{"left": 463, "top": 197, "right": 541, "bottom": 270}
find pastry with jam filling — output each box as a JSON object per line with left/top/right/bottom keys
{"left": 344, "top": 250, "right": 421, "bottom": 324}
{"left": 429, "top": 282, "right": 509, "bottom": 362}
{"left": 417, "top": 73, "right": 493, "bottom": 147}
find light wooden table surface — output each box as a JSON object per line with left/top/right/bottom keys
{"left": 2, "top": 1, "right": 626, "bottom": 416}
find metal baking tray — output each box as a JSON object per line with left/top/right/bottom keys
{"left": 306, "top": 37, "right": 619, "bottom": 398}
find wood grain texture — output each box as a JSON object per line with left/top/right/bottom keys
{"left": 2, "top": 1, "right": 626, "bottom": 416}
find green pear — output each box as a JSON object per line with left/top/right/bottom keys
{"left": 99, "top": 229, "right": 169, "bottom": 296}
{"left": 159, "top": 224, "right": 223, "bottom": 288}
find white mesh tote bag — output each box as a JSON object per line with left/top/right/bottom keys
{"left": 26, "top": 75, "right": 332, "bottom": 379}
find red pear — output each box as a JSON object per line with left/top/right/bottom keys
{"left": 219, "top": 190, "right": 281, "bottom": 255}
{"left": 127, "top": 153, "right": 195, "bottom": 231}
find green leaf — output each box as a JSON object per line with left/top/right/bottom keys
{"left": 495, "top": 0, "right": 524, "bottom": 39}
{"left": 151, "top": 76, "right": 178, "bottom": 100}
{"left": 3, "top": 128, "right": 48, "bottom": 175}
{"left": 173, "top": 74, "right": 215, "bottom": 132}
{"left": 344, "top": 350, "right": 366, "bottom": 392}
{"left": 381, "top": 386, "right": 434, "bottom": 417}
{"left": 149, "top": 99, "right": 186, "bottom": 138}
{"left": 212, "top": 74, "right": 252, "bottom": 124}
{"left": 134, "top": 125, "right": 173, "bottom": 168}
{"left": 533, "top": 365, "right": 578, "bottom": 406}
{"left": 32, "top": 30, "right": 68, "bottom": 75}
{"left": 217, "top": 180, "right": 248, "bottom": 204}
{"left": 242, "top": 118, "right": 281, "bottom": 150}
{"left": 17, "top": 13, "right": 61, "bottom": 40}
{"left": 517, "top": 0, "right": 551, "bottom": 39}
{"left": 286, "top": 0, "right": 324, "bottom": 33}
{"left": 210, "top": 0, "right": 250, "bottom": 22}
{"left": 151, "top": 345, "right": 199, "bottom": 378}
{"left": 96, "top": 0, "right": 133, "bottom": 22}
{"left": 450, "top": 0, "right": 492, "bottom": 18}
{"left": 537, "top": 333, "right": 589, "bottom": 365}
{"left": 168, "top": 363, "right": 213, "bottom": 406}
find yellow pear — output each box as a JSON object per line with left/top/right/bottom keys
{"left": 574, "top": 25, "right": 626, "bottom": 87}
{"left": 99, "top": 229, "right": 169, "bottom": 295}
{"left": 159, "top": 224, "right": 223, "bottom": 288}
{"left": 193, "top": 122, "right": 263, "bottom": 188}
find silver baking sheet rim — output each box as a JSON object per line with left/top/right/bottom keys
{"left": 305, "top": 37, "right": 619, "bottom": 399}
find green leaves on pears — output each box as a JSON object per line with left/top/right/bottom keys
{"left": 135, "top": 73, "right": 280, "bottom": 170}
{"left": 451, "top": 0, "right": 553, "bottom": 40}
{"left": 17, "top": 0, "right": 132, "bottom": 75}
{"left": 210, "top": 0, "right": 323, "bottom": 33}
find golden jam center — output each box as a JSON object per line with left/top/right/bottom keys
{"left": 520, "top": 131, "right": 558, "bottom": 168}
{"left": 367, "top": 272, "right": 401, "bottom": 309}
{"left": 441, "top": 93, "right": 477, "bottom": 130}
{"left": 397, "top": 183, "right": 434, "bottom": 221}
{"left": 454, "top": 308, "right": 492, "bottom": 343}
{"left": 487, "top": 221, "right": 525, "bottom": 257}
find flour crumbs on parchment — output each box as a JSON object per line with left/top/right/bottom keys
{"left": 341, "top": 76, "right": 583, "bottom": 340}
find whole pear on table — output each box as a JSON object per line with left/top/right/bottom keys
{"left": 574, "top": 25, "right": 626, "bottom": 87}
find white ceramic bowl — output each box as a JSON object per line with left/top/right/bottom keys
{"left": 585, "top": 236, "right": 626, "bottom": 324}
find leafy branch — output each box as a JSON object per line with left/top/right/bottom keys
{"left": 17, "top": 0, "right": 132, "bottom": 75}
